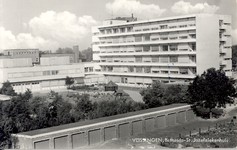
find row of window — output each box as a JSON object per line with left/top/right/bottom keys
{"left": 101, "top": 56, "right": 196, "bottom": 63}
{"left": 94, "top": 44, "right": 196, "bottom": 54}
{"left": 95, "top": 30, "right": 196, "bottom": 45}
{"left": 8, "top": 69, "right": 82, "bottom": 79}
{"left": 14, "top": 51, "right": 38, "bottom": 55}
{"left": 102, "top": 66, "right": 196, "bottom": 74}
{"left": 12, "top": 82, "right": 39, "bottom": 87}
{"left": 97, "top": 17, "right": 196, "bottom": 35}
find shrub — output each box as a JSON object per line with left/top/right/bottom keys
{"left": 212, "top": 108, "right": 223, "bottom": 118}
{"left": 196, "top": 107, "right": 210, "bottom": 118}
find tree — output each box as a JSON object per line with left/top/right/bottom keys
{"left": 81, "top": 47, "right": 93, "bottom": 62}
{"left": 1, "top": 89, "right": 34, "bottom": 135}
{"left": 188, "top": 68, "right": 236, "bottom": 117}
{"left": 48, "top": 91, "right": 74, "bottom": 126}
{"left": 65, "top": 76, "right": 74, "bottom": 95}
{"left": 0, "top": 81, "right": 17, "bottom": 96}
{"left": 232, "top": 45, "right": 237, "bottom": 70}
{"left": 140, "top": 81, "right": 164, "bottom": 108}
{"left": 74, "top": 94, "right": 93, "bottom": 120}
{"left": 56, "top": 47, "right": 74, "bottom": 54}
{"left": 30, "top": 96, "right": 50, "bottom": 129}
{"left": 162, "top": 84, "right": 191, "bottom": 104}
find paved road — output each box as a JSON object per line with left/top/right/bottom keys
{"left": 124, "top": 90, "right": 143, "bottom": 103}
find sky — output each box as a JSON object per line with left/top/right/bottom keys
{"left": 0, "top": 0, "right": 236, "bottom": 52}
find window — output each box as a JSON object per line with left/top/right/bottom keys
{"left": 136, "top": 67, "right": 142, "bottom": 73}
{"left": 144, "top": 67, "right": 151, "bottom": 73}
{"left": 191, "top": 43, "right": 196, "bottom": 51}
{"left": 143, "top": 46, "right": 150, "bottom": 52}
{"left": 135, "top": 36, "right": 142, "bottom": 42}
{"left": 121, "top": 77, "right": 128, "bottom": 83}
{"left": 180, "top": 68, "right": 188, "bottom": 74}
{"left": 152, "top": 57, "right": 159, "bottom": 62}
{"left": 169, "top": 26, "right": 177, "bottom": 29}
{"left": 162, "top": 45, "right": 168, "bottom": 51}
{"left": 160, "top": 37, "right": 168, "bottom": 40}
{"left": 170, "top": 45, "right": 178, "bottom": 51}
{"left": 43, "top": 71, "right": 50, "bottom": 76}
{"left": 179, "top": 25, "right": 187, "bottom": 28}
{"left": 151, "top": 27, "right": 158, "bottom": 30}
{"left": 36, "top": 58, "right": 38, "bottom": 62}
{"left": 135, "top": 57, "right": 142, "bottom": 62}
{"left": 108, "top": 66, "right": 113, "bottom": 72}
{"left": 160, "top": 25, "right": 168, "bottom": 29}
{"left": 170, "top": 71, "right": 178, "bottom": 74}
{"left": 179, "top": 36, "right": 188, "bottom": 39}
{"left": 144, "top": 34, "right": 150, "bottom": 41}
{"left": 170, "top": 56, "right": 178, "bottom": 63}
{"left": 161, "top": 71, "right": 168, "bottom": 74}
{"left": 52, "top": 70, "right": 59, "bottom": 75}
{"left": 127, "top": 27, "right": 132, "bottom": 32}
{"left": 120, "top": 28, "right": 125, "bottom": 33}
{"left": 151, "top": 45, "right": 159, "bottom": 51}
{"left": 160, "top": 56, "right": 168, "bottom": 63}
{"left": 152, "top": 71, "right": 159, "bottom": 73}
{"left": 128, "top": 66, "right": 134, "bottom": 73}
{"left": 169, "top": 37, "right": 178, "bottom": 40}
{"left": 113, "top": 28, "right": 118, "bottom": 33}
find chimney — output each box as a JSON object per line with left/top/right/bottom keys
{"left": 132, "top": 13, "right": 133, "bottom": 18}
{"left": 73, "top": 45, "right": 79, "bottom": 63}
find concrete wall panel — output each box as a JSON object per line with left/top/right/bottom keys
{"left": 186, "top": 109, "right": 195, "bottom": 122}
{"left": 104, "top": 126, "right": 116, "bottom": 141}
{"left": 166, "top": 113, "right": 176, "bottom": 127}
{"left": 176, "top": 111, "right": 186, "bottom": 124}
{"left": 54, "top": 136, "right": 68, "bottom": 149}
{"left": 34, "top": 139, "right": 49, "bottom": 149}
{"left": 132, "top": 120, "right": 142, "bottom": 135}
{"left": 72, "top": 132, "right": 86, "bottom": 149}
{"left": 156, "top": 115, "right": 166, "bottom": 129}
{"left": 145, "top": 118, "right": 154, "bottom": 132}
{"left": 88, "top": 129, "right": 101, "bottom": 145}
{"left": 119, "top": 123, "right": 130, "bottom": 138}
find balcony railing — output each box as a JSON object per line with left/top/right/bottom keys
{"left": 95, "top": 21, "right": 196, "bottom": 36}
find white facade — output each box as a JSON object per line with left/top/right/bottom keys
{"left": 92, "top": 14, "right": 232, "bottom": 86}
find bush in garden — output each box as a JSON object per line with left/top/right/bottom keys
{"left": 196, "top": 107, "right": 210, "bottom": 118}
{"left": 212, "top": 108, "right": 224, "bottom": 118}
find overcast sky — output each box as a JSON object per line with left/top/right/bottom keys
{"left": 0, "top": 0, "right": 236, "bottom": 52}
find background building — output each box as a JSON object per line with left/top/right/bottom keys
{"left": 0, "top": 46, "right": 84, "bottom": 93}
{"left": 91, "top": 14, "right": 232, "bottom": 87}
{"left": 3, "top": 49, "right": 40, "bottom": 64}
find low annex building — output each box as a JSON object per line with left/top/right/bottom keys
{"left": 0, "top": 46, "right": 84, "bottom": 93}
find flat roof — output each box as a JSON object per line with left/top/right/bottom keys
{"left": 18, "top": 103, "right": 189, "bottom": 137}
{"left": 96, "top": 14, "right": 197, "bottom": 29}
{"left": 4, "top": 49, "right": 39, "bottom": 51}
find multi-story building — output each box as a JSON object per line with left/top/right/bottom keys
{"left": 92, "top": 14, "right": 232, "bottom": 87}
{"left": 3, "top": 49, "right": 40, "bottom": 64}
{"left": 0, "top": 46, "right": 84, "bottom": 93}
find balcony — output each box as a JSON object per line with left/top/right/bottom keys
{"left": 219, "top": 47, "right": 227, "bottom": 53}
{"left": 99, "top": 62, "right": 196, "bottom": 67}
{"left": 98, "top": 71, "right": 196, "bottom": 79}
{"left": 219, "top": 36, "right": 227, "bottom": 42}
{"left": 220, "top": 61, "right": 227, "bottom": 66}
{"left": 95, "top": 26, "right": 196, "bottom": 38}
